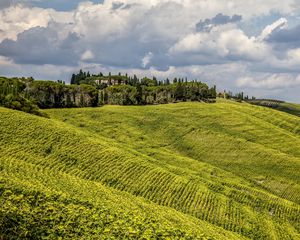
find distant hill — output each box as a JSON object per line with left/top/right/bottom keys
{"left": 1, "top": 99, "right": 299, "bottom": 239}
{"left": 248, "top": 99, "right": 300, "bottom": 117}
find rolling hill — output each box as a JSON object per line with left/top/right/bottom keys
{"left": 248, "top": 99, "right": 300, "bottom": 117}
{"left": 1, "top": 99, "right": 299, "bottom": 239}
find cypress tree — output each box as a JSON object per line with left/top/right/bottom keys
{"left": 70, "top": 74, "right": 76, "bottom": 85}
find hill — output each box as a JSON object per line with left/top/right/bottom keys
{"left": 248, "top": 99, "right": 300, "bottom": 117}
{"left": 1, "top": 99, "right": 300, "bottom": 239}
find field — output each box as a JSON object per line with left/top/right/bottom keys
{"left": 248, "top": 99, "right": 300, "bottom": 117}
{"left": 1, "top": 99, "right": 300, "bottom": 239}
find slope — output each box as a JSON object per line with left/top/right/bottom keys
{"left": 46, "top": 100, "right": 300, "bottom": 239}
{"left": 0, "top": 107, "right": 242, "bottom": 240}
{"left": 0, "top": 99, "right": 300, "bottom": 239}
{"left": 47, "top": 100, "right": 300, "bottom": 204}
{"left": 248, "top": 99, "right": 300, "bottom": 117}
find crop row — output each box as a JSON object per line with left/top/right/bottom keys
{"left": 1, "top": 108, "right": 300, "bottom": 239}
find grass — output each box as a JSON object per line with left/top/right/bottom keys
{"left": 277, "top": 102, "right": 300, "bottom": 117}
{"left": 248, "top": 99, "right": 300, "bottom": 117}
{"left": 1, "top": 99, "right": 300, "bottom": 239}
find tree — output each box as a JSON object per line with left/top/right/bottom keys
{"left": 175, "top": 82, "right": 185, "bottom": 101}
{"left": 136, "top": 84, "right": 143, "bottom": 104}
{"left": 70, "top": 74, "right": 76, "bottom": 85}
{"left": 108, "top": 72, "right": 112, "bottom": 85}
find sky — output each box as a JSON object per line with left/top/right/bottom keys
{"left": 0, "top": 1, "right": 300, "bottom": 102}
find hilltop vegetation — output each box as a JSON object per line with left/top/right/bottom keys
{"left": 0, "top": 73, "right": 216, "bottom": 115}
{"left": 0, "top": 77, "right": 43, "bottom": 116}
{"left": 1, "top": 100, "right": 300, "bottom": 239}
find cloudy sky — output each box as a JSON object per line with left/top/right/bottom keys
{"left": 0, "top": 0, "right": 300, "bottom": 102}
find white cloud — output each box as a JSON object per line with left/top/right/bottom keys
{"left": 0, "top": 2, "right": 297, "bottom": 70}
{"left": 286, "top": 48, "right": 300, "bottom": 65}
{"left": 81, "top": 50, "right": 94, "bottom": 61}
{"left": 237, "top": 74, "right": 300, "bottom": 89}
{"left": 0, "top": 56, "right": 13, "bottom": 66}
{"left": 111, "top": 0, "right": 297, "bottom": 19}
{"left": 0, "top": 4, "right": 72, "bottom": 42}
{"left": 141, "top": 52, "right": 153, "bottom": 68}
{"left": 259, "top": 18, "right": 288, "bottom": 41}
{"left": 217, "top": 29, "right": 269, "bottom": 61}
{"left": 170, "top": 25, "right": 270, "bottom": 62}
{"left": 263, "top": 48, "right": 300, "bottom": 71}
{"left": 0, "top": 1, "right": 300, "bottom": 102}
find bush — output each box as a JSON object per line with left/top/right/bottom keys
{"left": 1, "top": 94, "right": 47, "bottom": 117}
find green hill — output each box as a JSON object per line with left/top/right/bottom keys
{"left": 1, "top": 99, "right": 300, "bottom": 239}
{"left": 248, "top": 99, "right": 300, "bottom": 117}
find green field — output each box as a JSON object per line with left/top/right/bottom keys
{"left": 248, "top": 99, "right": 300, "bottom": 117}
{"left": 1, "top": 99, "right": 300, "bottom": 239}
{"left": 277, "top": 102, "right": 300, "bottom": 117}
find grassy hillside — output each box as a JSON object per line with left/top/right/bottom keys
{"left": 248, "top": 99, "right": 300, "bottom": 117}
{"left": 1, "top": 99, "right": 300, "bottom": 239}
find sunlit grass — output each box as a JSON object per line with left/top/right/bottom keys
{"left": 1, "top": 100, "right": 300, "bottom": 239}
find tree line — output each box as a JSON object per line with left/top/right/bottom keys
{"left": 0, "top": 71, "right": 217, "bottom": 116}
{"left": 71, "top": 70, "right": 217, "bottom": 105}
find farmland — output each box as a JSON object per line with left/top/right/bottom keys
{"left": 248, "top": 99, "right": 300, "bottom": 117}
{"left": 1, "top": 99, "right": 300, "bottom": 239}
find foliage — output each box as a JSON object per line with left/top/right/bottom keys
{"left": 28, "top": 81, "right": 99, "bottom": 108}
{"left": 0, "top": 94, "right": 46, "bottom": 117}
{"left": 0, "top": 187, "right": 204, "bottom": 240}
{"left": 71, "top": 70, "right": 217, "bottom": 105}
{"left": 101, "top": 82, "right": 216, "bottom": 105}
{"left": 102, "top": 85, "right": 138, "bottom": 105}
{"left": 0, "top": 74, "right": 217, "bottom": 114}
{"left": 0, "top": 77, "right": 46, "bottom": 116}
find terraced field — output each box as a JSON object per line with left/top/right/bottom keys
{"left": 1, "top": 99, "right": 300, "bottom": 239}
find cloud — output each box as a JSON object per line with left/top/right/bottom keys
{"left": 237, "top": 74, "right": 300, "bottom": 89}
{"left": 0, "top": 2, "right": 296, "bottom": 71}
{"left": 267, "top": 24, "right": 300, "bottom": 49}
{"left": 287, "top": 48, "right": 300, "bottom": 65}
{"left": 0, "top": 60, "right": 76, "bottom": 80}
{"left": 265, "top": 48, "right": 300, "bottom": 72}
{"left": 142, "top": 52, "right": 153, "bottom": 68}
{"left": 259, "top": 18, "right": 288, "bottom": 41}
{"left": 0, "top": 4, "right": 72, "bottom": 42}
{"left": 0, "top": 23, "right": 81, "bottom": 65}
{"left": 196, "top": 13, "right": 242, "bottom": 32}
{"left": 0, "top": 2, "right": 297, "bottom": 69}
{"left": 169, "top": 25, "right": 270, "bottom": 64}
{"left": 81, "top": 50, "right": 94, "bottom": 61}
{"left": 0, "top": 1, "right": 300, "bottom": 102}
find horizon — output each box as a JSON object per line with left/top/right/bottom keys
{"left": 0, "top": 0, "right": 300, "bottom": 102}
